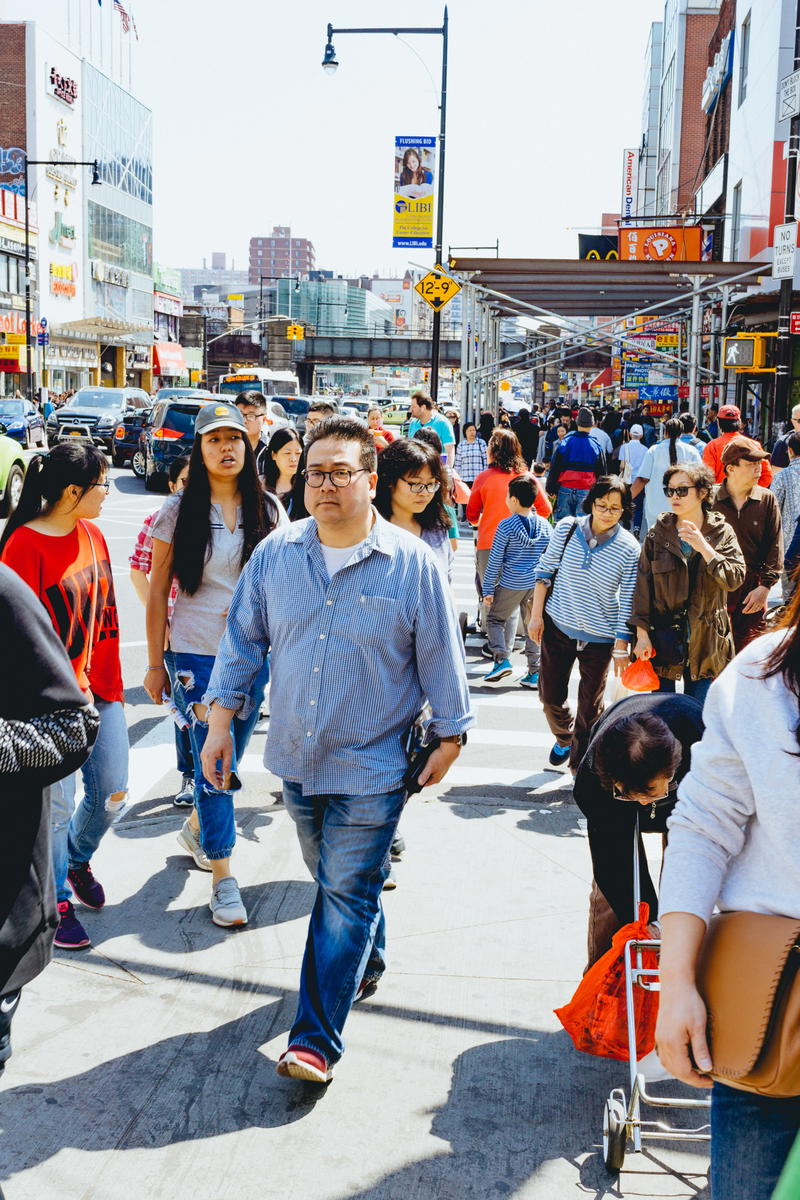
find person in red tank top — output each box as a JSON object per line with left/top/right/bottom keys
{"left": 0, "top": 444, "right": 127, "bottom": 952}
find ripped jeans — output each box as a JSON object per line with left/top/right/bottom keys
{"left": 172, "top": 652, "right": 247, "bottom": 861}
{"left": 51, "top": 698, "right": 129, "bottom": 904}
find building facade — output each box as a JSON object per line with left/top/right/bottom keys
{"left": 249, "top": 226, "right": 315, "bottom": 285}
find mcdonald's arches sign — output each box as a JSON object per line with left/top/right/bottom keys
{"left": 578, "top": 234, "right": 619, "bottom": 261}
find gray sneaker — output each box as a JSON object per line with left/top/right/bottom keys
{"left": 177, "top": 819, "right": 212, "bottom": 872}
{"left": 209, "top": 876, "right": 248, "bottom": 927}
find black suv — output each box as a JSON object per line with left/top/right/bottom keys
{"left": 142, "top": 397, "right": 215, "bottom": 491}
{"left": 47, "top": 386, "right": 151, "bottom": 454}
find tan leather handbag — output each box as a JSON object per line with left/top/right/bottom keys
{"left": 696, "top": 911, "right": 800, "bottom": 1098}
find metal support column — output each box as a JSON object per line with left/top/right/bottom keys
{"left": 775, "top": 0, "right": 800, "bottom": 425}
{"left": 688, "top": 275, "right": 703, "bottom": 423}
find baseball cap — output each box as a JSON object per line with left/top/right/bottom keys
{"left": 630, "top": 424, "right": 644, "bottom": 438}
{"left": 194, "top": 402, "right": 248, "bottom": 437}
{"left": 717, "top": 404, "right": 741, "bottom": 420}
{"left": 721, "top": 435, "right": 769, "bottom": 466}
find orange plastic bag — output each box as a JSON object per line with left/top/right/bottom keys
{"left": 620, "top": 656, "right": 659, "bottom": 692}
{"left": 554, "top": 902, "right": 659, "bottom": 1061}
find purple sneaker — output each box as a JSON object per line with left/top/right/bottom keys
{"left": 67, "top": 863, "right": 105, "bottom": 910}
{"left": 54, "top": 901, "right": 91, "bottom": 950}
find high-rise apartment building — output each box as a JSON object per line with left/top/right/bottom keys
{"left": 249, "top": 226, "right": 314, "bottom": 284}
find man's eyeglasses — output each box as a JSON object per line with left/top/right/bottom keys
{"left": 593, "top": 502, "right": 623, "bottom": 516}
{"left": 303, "top": 467, "right": 368, "bottom": 488}
{"left": 241, "top": 411, "right": 265, "bottom": 422}
{"left": 401, "top": 478, "right": 440, "bottom": 495}
{"left": 663, "top": 484, "right": 696, "bottom": 498}
{"left": 92, "top": 481, "right": 110, "bottom": 493}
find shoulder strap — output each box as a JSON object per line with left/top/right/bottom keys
{"left": 549, "top": 519, "right": 578, "bottom": 588}
{"left": 80, "top": 520, "right": 100, "bottom": 673}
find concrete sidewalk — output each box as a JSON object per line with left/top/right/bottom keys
{"left": 0, "top": 553, "right": 711, "bottom": 1200}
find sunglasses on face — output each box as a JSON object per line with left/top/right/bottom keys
{"left": 663, "top": 484, "right": 696, "bottom": 498}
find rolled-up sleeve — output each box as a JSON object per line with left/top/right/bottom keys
{"left": 204, "top": 541, "right": 271, "bottom": 718}
{"left": 414, "top": 556, "right": 475, "bottom": 739}
{"left": 660, "top": 678, "right": 754, "bottom": 925}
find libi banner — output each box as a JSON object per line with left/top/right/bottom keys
{"left": 392, "top": 136, "right": 436, "bottom": 248}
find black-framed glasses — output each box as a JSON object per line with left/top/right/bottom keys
{"left": 401, "top": 477, "right": 440, "bottom": 495}
{"left": 92, "top": 481, "right": 110, "bottom": 493}
{"left": 303, "top": 467, "right": 368, "bottom": 488}
{"left": 663, "top": 484, "right": 696, "bottom": 498}
{"left": 241, "top": 410, "right": 265, "bottom": 421}
{"left": 593, "top": 501, "right": 623, "bottom": 516}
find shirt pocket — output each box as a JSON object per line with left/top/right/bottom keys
{"left": 354, "top": 594, "right": 404, "bottom": 646}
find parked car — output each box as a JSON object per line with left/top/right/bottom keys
{"left": 0, "top": 428, "right": 27, "bottom": 515}
{"left": 0, "top": 398, "right": 47, "bottom": 448}
{"left": 142, "top": 397, "right": 214, "bottom": 491}
{"left": 153, "top": 388, "right": 217, "bottom": 402}
{"left": 46, "top": 386, "right": 151, "bottom": 453}
{"left": 112, "top": 408, "right": 151, "bottom": 471}
{"left": 277, "top": 395, "right": 313, "bottom": 434}
{"left": 343, "top": 398, "right": 372, "bottom": 420}
{"left": 263, "top": 397, "right": 294, "bottom": 434}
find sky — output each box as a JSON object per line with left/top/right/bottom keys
{"left": 9, "top": 0, "right": 667, "bottom": 277}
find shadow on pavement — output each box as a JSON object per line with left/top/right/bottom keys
{"left": 327, "top": 1035, "right": 709, "bottom": 1200}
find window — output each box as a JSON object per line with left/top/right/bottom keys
{"left": 739, "top": 13, "right": 750, "bottom": 105}
{"left": 731, "top": 181, "right": 743, "bottom": 259}
{"left": 88, "top": 201, "right": 153, "bottom": 274}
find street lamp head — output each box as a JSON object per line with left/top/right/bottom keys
{"left": 322, "top": 38, "right": 339, "bottom": 73}
{"left": 91, "top": 160, "right": 101, "bottom": 185}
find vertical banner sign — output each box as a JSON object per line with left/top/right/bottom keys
{"left": 393, "top": 136, "right": 436, "bottom": 248}
{"left": 621, "top": 148, "right": 639, "bottom": 223}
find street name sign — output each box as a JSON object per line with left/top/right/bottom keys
{"left": 791, "top": 312, "right": 800, "bottom": 335}
{"left": 773, "top": 222, "right": 798, "bottom": 279}
{"left": 780, "top": 70, "right": 800, "bottom": 121}
{"left": 415, "top": 268, "right": 461, "bottom": 312}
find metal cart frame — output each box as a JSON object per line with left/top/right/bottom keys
{"left": 601, "top": 816, "right": 711, "bottom": 1173}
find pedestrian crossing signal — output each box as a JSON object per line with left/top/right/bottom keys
{"left": 722, "top": 335, "right": 776, "bottom": 371}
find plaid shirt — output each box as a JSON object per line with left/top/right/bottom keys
{"left": 129, "top": 510, "right": 179, "bottom": 617}
{"left": 454, "top": 437, "right": 488, "bottom": 482}
{"left": 206, "top": 512, "right": 474, "bottom": 795}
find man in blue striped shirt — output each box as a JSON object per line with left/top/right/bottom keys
{"left": 202, "top": 417, "right": 473, "bottom": 1085}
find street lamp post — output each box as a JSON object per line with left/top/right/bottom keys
{"left": 322, "top": 9, "right": 448, "bottom": 402}
{"left": 23, "top": 156, "right": 100, "bottom": 404}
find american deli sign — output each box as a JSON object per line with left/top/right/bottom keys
{"left": 621, "top": 149, "right": 639, "bottom": 222}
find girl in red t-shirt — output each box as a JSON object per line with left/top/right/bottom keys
{"left": 0, "top": 443, "right": 126, "bottom": 952}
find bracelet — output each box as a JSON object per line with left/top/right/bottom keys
{"left": 612, "top": 650, "right": 630, "bottom": 658}
{"left": 147, "top": 664, "right": 165, "bottom": 671}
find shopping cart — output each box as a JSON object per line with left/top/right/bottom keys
{"left": 601, "top": 814, "right": 711, "bottom": 1173}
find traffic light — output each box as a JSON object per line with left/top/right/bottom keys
{"left": 722, "top": 334, "right": 777, "bottom": 372}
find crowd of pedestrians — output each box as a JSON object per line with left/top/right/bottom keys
{"left": 1, "top": 385, "right": 798, "bottom": 1198}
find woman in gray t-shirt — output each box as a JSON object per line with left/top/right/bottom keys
{"left": 143, "top": 403, "right": 284, "bottom": 929}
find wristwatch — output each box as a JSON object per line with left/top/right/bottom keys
{"left": 439, "top": 732, "right": 468, "bottom": 746}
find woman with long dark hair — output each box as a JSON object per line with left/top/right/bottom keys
{"left": 655, "top": 594, "right": 800, "bottom": 1199}
{"left": 631, "top": 416, "right": 701, "bottom": 539}
{"left": 398, "top": 146, "right": 433, "bottom": 189}
{"left": 0, "top": 443, "right": 126, "bottom": 952}
{"left": 375, "top": 438, "right": 452, "bottom": 582}
{"left": 263, "top": 427, "right": 303, "bottom": 513}
{"left": 143, "top": 402, "right": 285, "bottom": 928}
{"left": 631, "top": 460, "right": 744, "bottom": 706}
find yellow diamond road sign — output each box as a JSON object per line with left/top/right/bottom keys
{"left": 414, "top": 267, "right": 461, "bottom": 312}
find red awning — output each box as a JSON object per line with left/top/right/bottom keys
{"left": 153, "top": 343, "right": 186, "bottom": 376}
{"left": 589, "top": 367, "right": 612, "bottom": 390}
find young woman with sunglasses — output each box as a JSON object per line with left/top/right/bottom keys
{"left": 0, "top": 443, "right": 126, "bottom": 952}
{"left": 143, "top": 403, "right": 285, "bottom": 928}
{"left": 631, "top": 461, "right": 745, "bottom": 706}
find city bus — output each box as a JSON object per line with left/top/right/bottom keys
{"left": 217, "top": 368, "right": 299, "bottom": 399}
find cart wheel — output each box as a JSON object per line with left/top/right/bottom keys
{"left": 602, "top": 1096, "right": 627, "bottom": 1174}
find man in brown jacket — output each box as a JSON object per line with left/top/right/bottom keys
{"left": 712, "top": 436, "right": 784, "bottom": 652}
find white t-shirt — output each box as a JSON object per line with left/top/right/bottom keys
{"left": 320, "top": 538, "right": 368, "bottom": 578}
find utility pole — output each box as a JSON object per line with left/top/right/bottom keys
{"left": 429, "top": 6, "right": 448, "bottom": 404}
{"left": 202, "top": 314, "right": 208, "bottom": 387}
{"left": 775, "top": 0, "right": 800, "bottom": 425}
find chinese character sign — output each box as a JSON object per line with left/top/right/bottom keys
{"left": 393, "top": 136, "right": 436, "bottom": 249}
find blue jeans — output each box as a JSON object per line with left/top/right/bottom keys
{"left": 282, "top": 780, "right": 406, "bottom": 1065}
{"left": 711, "top": 1083, "right": 800, "bottom": 1200}
{"left": 554, "top": 486, "right": 589, "bottom": 520}
{"left": 165, "top": 648, "right": 193, "bottom": 776}
{"left": 657, "top": 673, "right": 712, "bottom": 707}
{"left": 51, "top": 699, "right": 129, "bottom": 904}
{"left": 172, "top": 652, "right": 243, "bottom": 860}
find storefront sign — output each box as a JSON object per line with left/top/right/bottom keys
{"left": 47, "top": 66, "right": 78, "bottom": 107}
{"left": 91, "top": 260, "right": 130, "bottom": 288}
{"left": 621, "top": 149, "right": 639, "bottom": 222}
{"left": 0, "top": 235, "right": 30, "bottom": 258}
{"left": 154, "top": 291, "right": 183, "bottom": 317}
{"left": 49, "top": 211, "right": 76, "bottom": 250}
{"left": 392, "top": 136, "right": 436, "bottom": 249}
{"left": 0, "top": 310, "right": 41, "bottom": 336}
{"left": 50, "top": 262, "right": 78, "bottom": 298}
{"left": 619, "top": 226, "right": 703, "bottom": 262}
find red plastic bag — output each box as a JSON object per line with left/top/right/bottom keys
{"left": 554, "top": 902, "right": 659, "bottom": 1061}
{"left": 620, "top": 657, "right": 659, "bottom": 693}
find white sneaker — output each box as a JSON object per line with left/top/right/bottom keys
{"left": 209, "top": 876, "right": 248, "bottom": 927}
{"left": 177, "top": 819, "right": 212, "bottom": 871}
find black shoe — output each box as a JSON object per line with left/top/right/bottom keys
{"left": 355, "top": 977, "right": 380, "bottom": 1003}
{"left": 480, "top": 642, "right": 494, "bottom": 659}
{"left": 548, "top": 742, "right": 571, "bottom": 768}
{"left": 390, "top": 836, "right": 406, "bottom": 861}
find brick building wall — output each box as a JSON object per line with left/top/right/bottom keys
{"left": 678, "top": 11, "right": 720, "bottom": 210}
{"left": 0, "top": 25, "right": 28, "bottom": 160}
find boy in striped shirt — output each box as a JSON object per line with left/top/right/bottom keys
{"left": 482, "top": 474, "right": 552, "bottom": 687}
